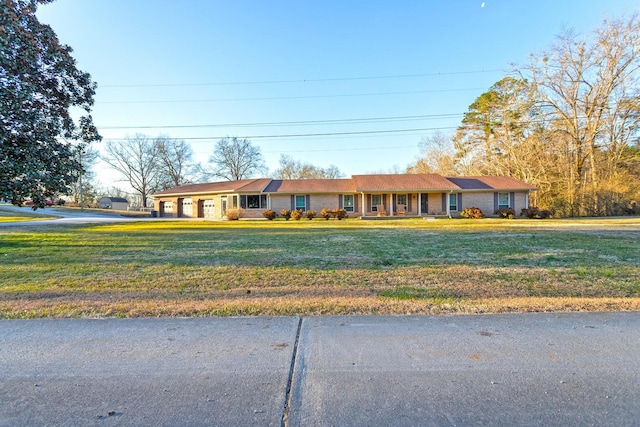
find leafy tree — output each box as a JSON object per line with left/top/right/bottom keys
{"left": 209, "top": 137, "right": 266, "bottom": 181}
{"left": 0, "top": 0, "right": 100, "bottom": 208}
{"left": 274, "top": 154, "right": 343, "bottom": 179}
{"left": 453, "top": 76, "right": 538, "bottom": 177}
{"left": 102, "top": 135, "right": 162, "bottom": 208}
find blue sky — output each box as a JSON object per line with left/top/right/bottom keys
{"left": 37, "top": 0, "right": 639, "bottom": 189}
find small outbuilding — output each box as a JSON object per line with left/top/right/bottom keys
{"left": 98, "top": 196, "right": 129, "bottom": 210}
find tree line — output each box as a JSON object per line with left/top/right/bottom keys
{"left": 408, "top": 15, "right": 640, "bottom": 217}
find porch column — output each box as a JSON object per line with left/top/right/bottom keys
{"left": 361, "top": 192, "right": 366, "bottom": 218}
{"left": 389, "top": 193, "right": 394, "bottom": 217}
{"left": 446, "top": 192, "right": 451, "bottom": 218}
{"left": 418, "top": 193, "right": 422, "bottom": 216}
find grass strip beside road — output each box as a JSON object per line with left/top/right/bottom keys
{"left": 1, "top": 218, "right": 639, "bottom": 318}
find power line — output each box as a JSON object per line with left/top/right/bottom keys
{"left": 103, "top": 126, "right": 459, "bottom": 141}
{"left": 99, "top": 69, "right": 507, "bottom": 88}
{"left": 98, "top": 113, "right": 464, "bottom": 130}
{"left": 96, "top": 87, "right": 486, "bottom": 104}
{"left": 262, "top": 145, "right": 418, "bottom": 154}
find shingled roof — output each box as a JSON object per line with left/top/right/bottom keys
{"left": 263, "top": 179, "right": 355, "bottom": 193}
{"left": 152, "top": 178, "right": 271, "bottom": 196}
{"left": 446, "top": 176, "right": 537, "bottom": 191}
{"left": 152, "top": 174, "right": 536, "bottom": 197}
{"left": 352, "top": 174, "right": 459, "bottom": 191}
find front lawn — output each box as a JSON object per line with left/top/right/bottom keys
{"left": 1, "top": 217, "right": 639, "bottom": 317}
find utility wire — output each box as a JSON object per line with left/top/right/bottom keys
{"left": 98, "top": 113, "right": 464, "bottom": 130}
{"left": 102, "top": 126, "right": 459, "bottom": 141}
{"left": 96, "top": 87, "right": 486, "bottom": 104}
{"left": 99, "top": 69, "right": 507, "bottom": 88}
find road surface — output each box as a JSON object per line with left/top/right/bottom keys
{"left": 1, "top": 312, "right": 639, "bottom": 426}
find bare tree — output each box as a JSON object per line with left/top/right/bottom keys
{"left": 70, "top": 144, "right": 99, "bottom": 206}
{"left": 209, "top": 137, "right": 266, "bottom": 181}
{"left": 102, "top": 135, "right": 162, "bottom": 208}
{"left": 407, "top": 132, "right": 458, "bottom": 175}
{"left": 155, "top": 136, "right": 197, "bottom": 188}
{"left": 524, "top": 14, "right": 640, "bottom": 215}
{"left": 274, "top": 155, "right": 343, "bottom": 179}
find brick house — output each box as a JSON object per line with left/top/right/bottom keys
{"left": 151, "top": 173, "right": 536, "bottom": 219}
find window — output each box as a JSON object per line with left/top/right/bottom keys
{"left": 371, "top": 194, "right": 382, "bottom": 211}
{"left": 343, "top": 194, "right": 354, "bottom": 212}
{"left": 498, "top": 192, "right": 510, "bottom": 209}
{"left": 449, "top": 193, "right": 458, "bottom": 211}
{"left": 240, "top": 194, "right": 267, "bottom": 209}
{"left": 396, "top": 194, "right": 407, "bottom": 206}
{"left": 295, "top": 195, "right": 306, "bottom": 211}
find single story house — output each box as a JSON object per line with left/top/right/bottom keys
{"left": 98, "top": 196, "right": 129, "bottom": 210}
{"left": 151, "top": 174, "right": 536, "bottom": 219}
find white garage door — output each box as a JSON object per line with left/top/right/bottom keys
{"left": 182, "top": 198, "right": 193, "bottom": 217}
{"left": 163, "top": 201, "right": 173, "bottom": 217}
{"left": 203, "top": 200, "right": 215, "bottom": 218}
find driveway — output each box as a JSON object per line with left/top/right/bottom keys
{"left": 1, "top": 312, "right": 639, "bottom": 426}
{"left": 0, "top": 205, "right": 146, "bottom": 227}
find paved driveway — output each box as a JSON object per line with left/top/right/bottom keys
{"left": 0, "top": 205, "right": 146, "bottom": 227}
{"left": 1, "top": 312, "right": 639, "bottom": 426}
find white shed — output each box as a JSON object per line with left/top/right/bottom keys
{"left": 98, "top": 197, "right": 129, "bottom": 210}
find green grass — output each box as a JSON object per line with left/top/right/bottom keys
{"left": 1, "top": 217, "right": 639, "bottom": 317}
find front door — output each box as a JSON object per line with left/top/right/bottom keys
{"left": 421, "top": 193, "right": 429, "bottom": 214}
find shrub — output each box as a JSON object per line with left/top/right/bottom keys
{"left": 460, "top": 207, "right": 484, "bottom": 219}
{"left": 290, "top": 209, "right": 303, "bottom": 220}
{"left": 56, "top": 198, "right": 66, "bottom": 206}
{"left": 495, "top": 208, "right": 515, "bottom": 219}
{"left": 280, "top": 209, "right": 292, "bottom": 220}
{"left": 520, "top": 207, "right": 553, "bottom": 219}
{"left": 305, "top": 210, "right": 316, "bottom": 220}
{"left": 262, "top": 209, "right": 276, "bottom": 220}
{"left": 225, "top": 208, "right": 243, "bottom": 220}
{"left": 320, "top": 208, "right": 347, "bottom": 220}
{"left": 319, "top": 208, "right": 348, "bottom": 219}
{"left": 333, "top": 208, "right": 348, "bottom": 220}
{"left": 320, "top": 208, "right": 332, "bottom": 220}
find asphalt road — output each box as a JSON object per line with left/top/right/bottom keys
{"left": 1, "top": 313, "right": 639, "bottom": 426}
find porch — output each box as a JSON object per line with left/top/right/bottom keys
{"left": 358, "top": 192, "right": 452, "bottom": 219}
